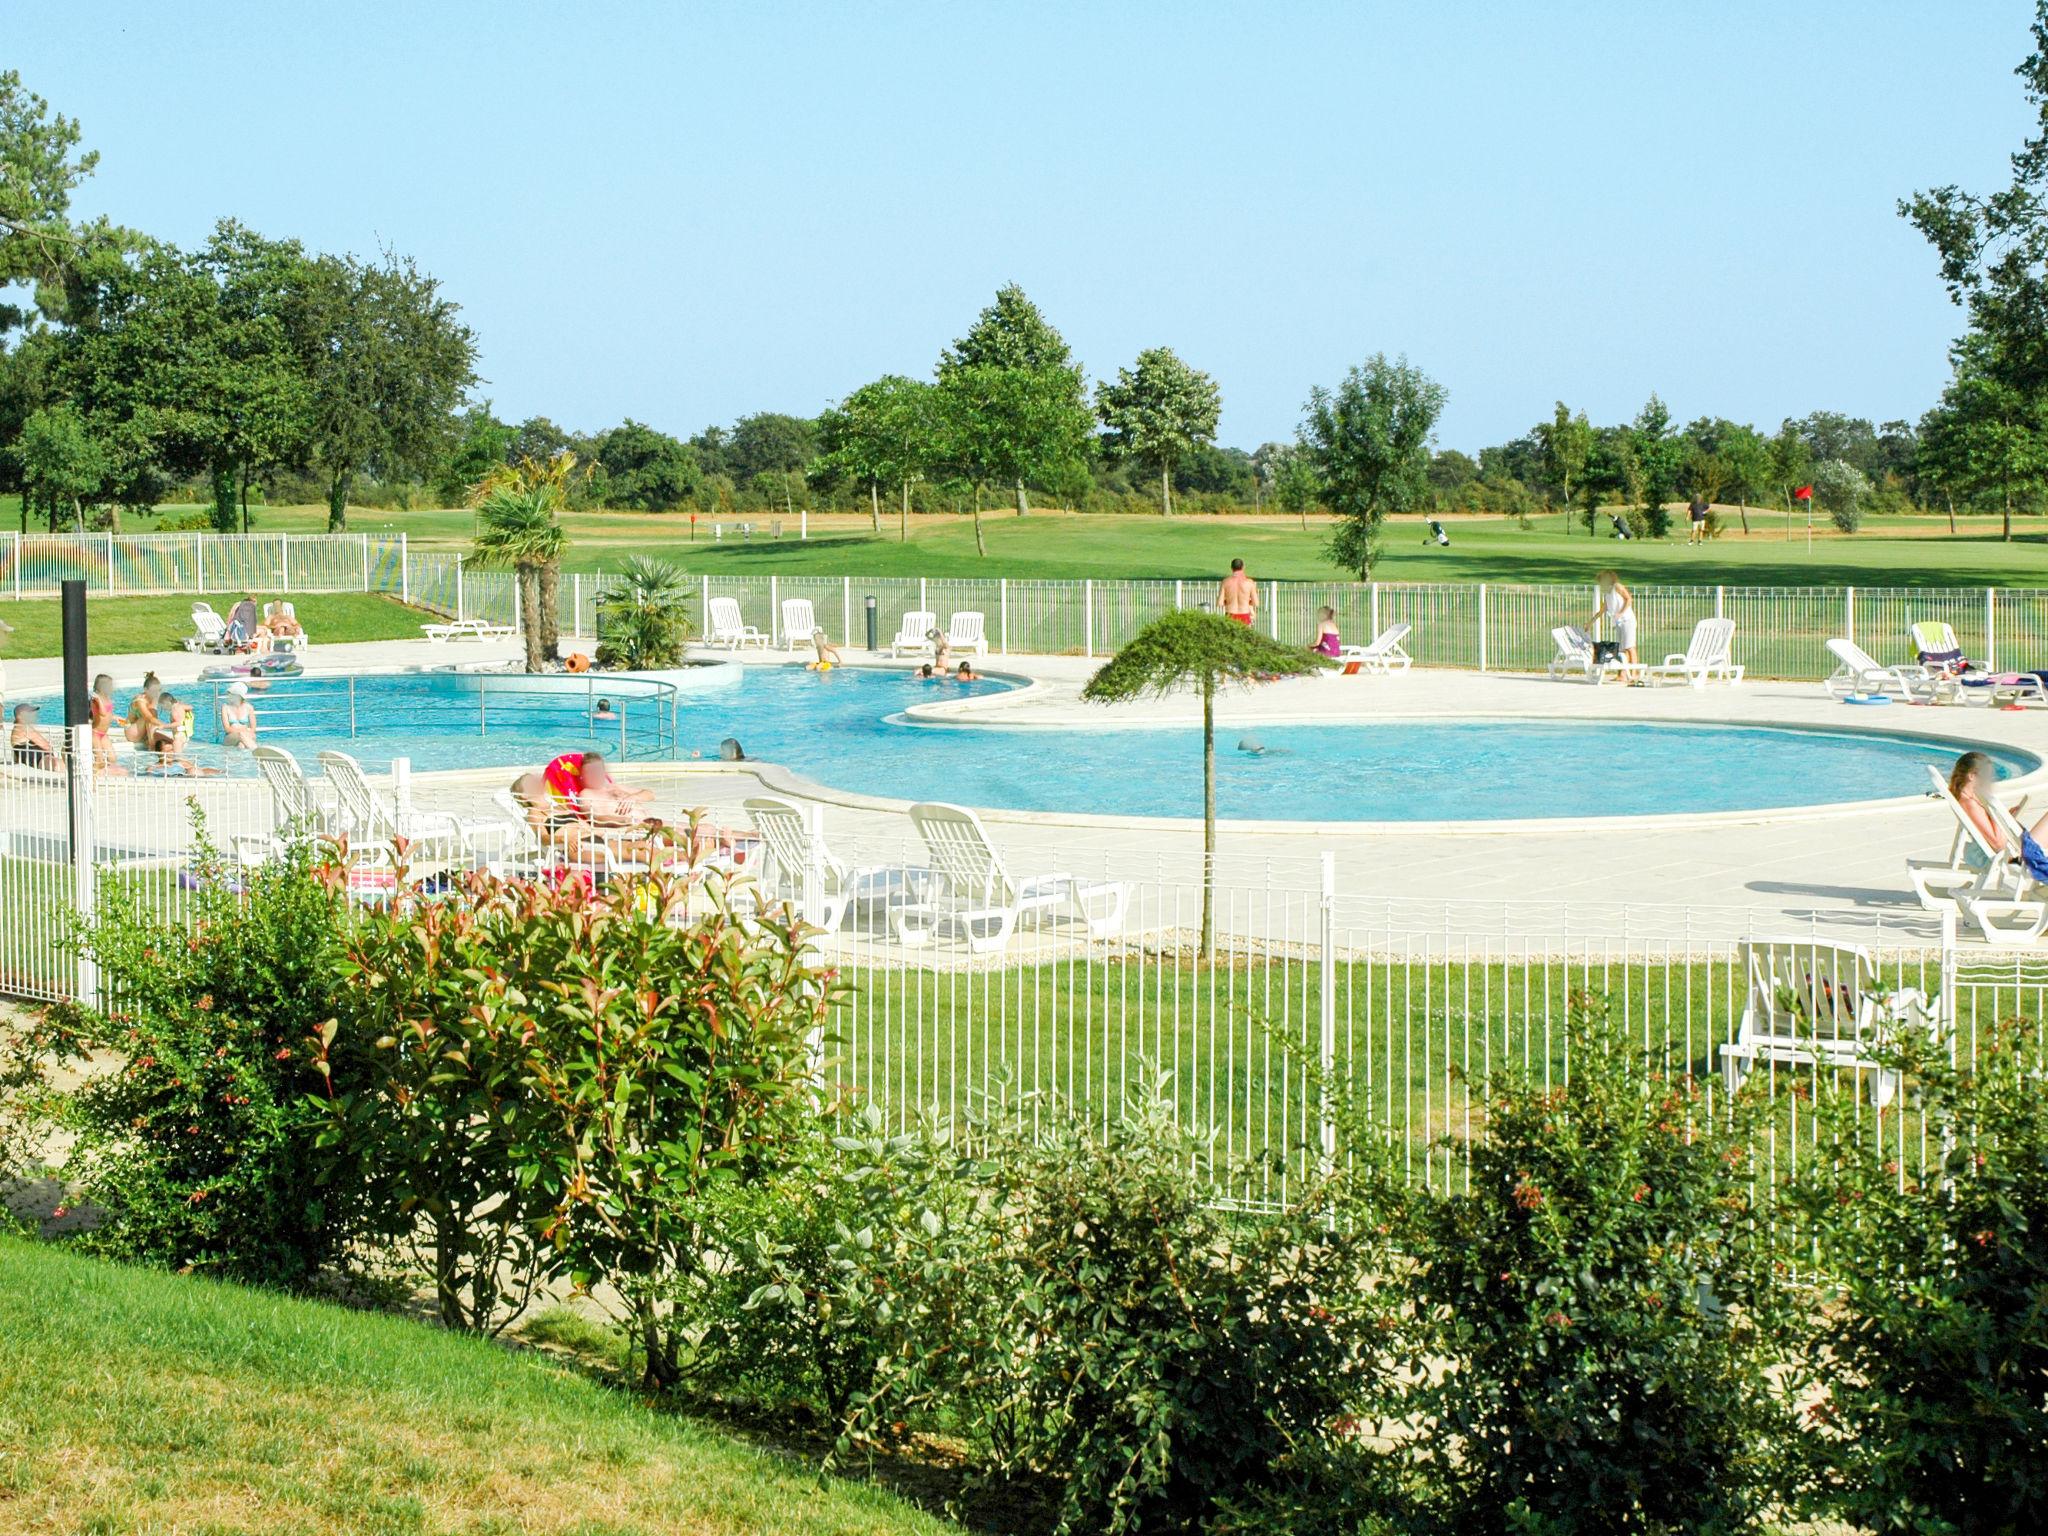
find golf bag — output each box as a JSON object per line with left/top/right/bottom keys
{"left": 1609, "top": 514, "right": 1633, "bottom": 540}
{"left": 1425, "top": 519, "right": 1451, "bottom": 547}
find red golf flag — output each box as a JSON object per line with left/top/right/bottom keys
{"left": 1792, "top": 484, "right": 1813, "bottom": 501}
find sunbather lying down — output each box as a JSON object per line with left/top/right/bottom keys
{"left": 513, "top": 750, "right": 735, "bottom": 865}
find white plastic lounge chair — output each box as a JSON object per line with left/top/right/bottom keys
{"left": 1647, "top": 618, "right": 1743, "bottom": 688}
{"left": 704, "top": 596, "right": 769, "bottom": 651}
{"left": 944, "top": 611, "right": 989, "bottom": 658}
{"left": 1906, "top": 621, "right": 2045, "bottom": 706}
{"left": 182, "top": 603, "right": 233, "bottom": 655}
{"left": 1547, "top": 625, "right": 1640, "bottom": 684}
{"left": 779, "top": 598, "right": 817, "bottom": 649}
{"left": 744, "top": 795, "right": 918, "bottom": 930}
{"left": 891, "top": 801, "right": 1129, "bottom": 954}
{"left": 422, "top": 617, "right": 517, "bottom": 642}
{"left": 316, "top": 749, "right": 498, "bottom": 865}
{"left": 1907, "top": 765, "right": 2048, "bottom": 942}
{"left": 890, "top": 610, "right": 939, "bottom": 659}
{"left": 1337, "top": 622, "right": 1413, "bottom": 674}
{"left": 1823, "top": 638, "right": 1933, "bottom": 700}
{"left": 1719, "top": 939, "right": 1941, "bottom": 1109}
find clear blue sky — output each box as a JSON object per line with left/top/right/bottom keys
{"left": 11, "top": 1, "right": 2037, "bottom": 452}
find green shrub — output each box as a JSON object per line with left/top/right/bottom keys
{"left": 594, "top": 554, "right": 693, "bottom": 670}
{"left": 867, "top": 1084, "right": 1389, "bottom": 1536}
{"left": 40, "top": 838, "right": 371, "bottom": 1287}
{"left": 1383, "top": 994, "right": 1795, "bottom": 1535}
{"left": 684, "top": 1102, "right": 968, "bottom": 1425}
{"left": 1790, "top": 1017, "right": 2048, "bottom": 1535}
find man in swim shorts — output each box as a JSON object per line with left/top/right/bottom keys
{"left": 1218, "top": 558, "right": 1257, "bottom": 625}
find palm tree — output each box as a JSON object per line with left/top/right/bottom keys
{"left": 1082, "top": 611, "right": 1321, "bottom": 955}
{"left": 595, "top": 556, "right": 693, "bottom": 670}
{"left": 469, "top": 456, "right": 571, "bottom": 672}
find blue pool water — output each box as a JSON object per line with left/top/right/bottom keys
{"left": 42, "top": 666, "right": 2036, "bottom": 821}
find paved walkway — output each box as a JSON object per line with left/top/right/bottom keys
{"left": 5, "top": 636, "right": 2039, "bottom": 943}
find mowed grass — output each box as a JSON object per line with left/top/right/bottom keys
{"left": 0, "top": 593, "right": 433, "bottom": 659}
{"left": 62, "top": 500, "right": 2048, "bottom": 587}
{"left": 0, "top": 1234, "right": 958, "bottom": 1536}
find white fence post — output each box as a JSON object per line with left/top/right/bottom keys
{"left": 1986, "top": 586, "right": 1997, "bottom": 671}
{"left": 1084, "top": 579, "right": 1094, "bottom": 659}
{"left": 106, "top": 532, "right": 116, "bottom": 595}
{"left": 1715, "top": 584, "right": 1725, "bottom": 620}
{"left": 194, "top": 533, "right": 204, "bottom": 595}
{"left": 999, "top": 578, "right": 1008, "bottom": 654}
{"left": 842, "top": 576, "right": 852, "bottom": 645}
{"left": 399, "top": 532, "right": 409, "bottom": 603}
{"left": 1317, "top": 850, "right": 1337, "bottom": 1174}
{"left": 1268, "top": 580, "right": 1279, "bottom": 639}
{"left": 769, "top": 575, "right": 779, "bottom": 647}
{"left": 1370, "top": 582, "right": 1380, "bottom": 645}
{"left": 802, "top": 802, "right": 827, "bottom": 928}
{"left": 700, "top": 574, "right": 710, "bottom": 639}
{"left": 360, "top": 533, "right": 370, "bottom": 590}
{"left": 1174, "top": 578, "right": 1183, "bottom": 610}
{"left": 10, "top": 531, "right": 19, "bottom": 600}
{"left": 68, "top": 724, "right": 98, "bottom": 1008}
{"left": 1844, "top": 586, "right": 1854, "bottom": 647}
{"left": 1478, "top": 584, "right": 1489, "bottom": 672}
{"left": 918, "top": 577, "right": 927, "bottom": 617}
{"left": 456, "top": 557, "right": 466, "bottom": 621}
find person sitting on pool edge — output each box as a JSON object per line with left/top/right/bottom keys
{"left": 122, "top": 673, "right": 162, "bottom": 745}
{"left": 1950, "top": 750, "right": 2048, "bottom": 880}
{"left": 1311, "top": 605, "right": 1342, "bottom": 659}
{"left": 9, "top": 702, "right": 58, "bottom": 769}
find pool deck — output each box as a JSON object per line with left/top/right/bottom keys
{"left": 7, "top": 635, "right": 2037, "bottom": 942}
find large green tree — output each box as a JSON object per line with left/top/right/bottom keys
{"left": 817, "top": 374, "right": 932, "bottom": 537}
{"left": 1687, "top": 417, "right": 1772, "bottom": 535}
{"left": 939, "top": 283, "right": 1089, "bottom": 516}
{"left": 197, "top": 222, "right": 317, "bottom": 533}
{"left": 304, "top": 249, "right": 476, "bottom": 529}
{"left": 14, "top": 401, "right": 106, "bottom": 531}
{"left": 1903, "top": 2, "right": 2048, "bottom": 400}
{"left": 1094, "top": 346, "right": 1222, "bottom": 517}
{"left": 1535, "top": 401, "right": 1593, "bottom": 530}
{"left": 1300, "top": 354, "right": 1446, "bottom": 577}
{"left": 933, "top": 362, "right": 1092, "bottom": 555}
{"left": 1919, "top": 331, "right": 2048, "bottom": 541}
{"left": 0, "top": 70, "right": 99, "bottom": 340}
{"left": 587, "top": 419, "right": 701, "bottom": 510}
{"left": 725, "top": 411, "right": 815, "bottom": 513}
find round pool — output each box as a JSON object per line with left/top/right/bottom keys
{"left": 40, "top": 665, "right": 2037, "bottom": 823}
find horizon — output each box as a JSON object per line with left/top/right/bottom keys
{"left": 9, "top": 1, "right": 2036, "bottom": 451}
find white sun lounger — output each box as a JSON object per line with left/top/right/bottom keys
{"left": 1719, "top": 939, "right": 1940, "bottom": 1109}
{"left": 422, "top": 617, "right": 517, "bottom": 642}
{"left": 890, "top": 610, "right": 939, "bottom": 658}
{"left": 891, "top": 801, "right": 1129, "bottom": 954}
{"left": 1823, "top": 638, "right": 1935, "bottom": 700}
{"left": 744, "top": 795, "right": 920, "bottom": 931}
{"left": 779, "top": 598, "right": 817, "bottom": 649}
{"left": 245, "top": 745, "right": 389, "bottom": 872}
{"left": 1907, "top": 764, "right": 2048, "bottom": 943}
{"left": 1548, "top": 625, "right": 1640, "bottom": 684}
{"left": 705, "top": 596, "right": 769, "bottom": 650}
{"left": 1647, "top": 618, "right": 1743, "bottom": 688}
{"left": 944, "top": 611, "right": 989, "bottom": 657}
{"left": 316, "top": 750, "right": 501, "bottom": 866}
{"left": 1337, "top": 622, "right": 1412, "bottom": 674}
{"left": 182, "top": 603, "right": 235, "bottom": 655}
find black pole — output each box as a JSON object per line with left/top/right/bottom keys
{"left": 61, "top": 578, "right": 88, "bottom": 860}
{"left": 864, "top": 595, "right": 878, "bottom": 653}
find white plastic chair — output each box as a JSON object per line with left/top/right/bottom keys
{"left": 316, "top": 749, "right": 499, "bottom": 866}
{"left": 1647, "top": 618, "right": 1743, "bottom": 688}
{"left": 744, "top": 795, "right": 917, "bottom": 930}
{"left": 1720, "top": 939, "right": 1941, "bottom": 1108}
{"left": 183, "top": 603, "right": 232, "bottom": 655}
{"left": 704, "top": 596, "right": 768, "bottom": 650}
{"left": 1548, "top": 624, "right": 1639, "bottom": 684}
{"left": 779, "top": 598, "right": 817, "bottom": 649}
{"left": 944, "top": 611, "right": 989, "bottom": 657}
{"left": 1823, "top": 638, "right": 1934, "bottom": 700}
{"left": 890, "top": 610, "right": 939, "bottom": 658}
{"left": 891, "top": 801, "right": 1129, "bottom": 954}
{"left": 1336, "top": 622, "right": 1412, "bottom": 674}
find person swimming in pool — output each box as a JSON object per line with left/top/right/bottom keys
{"left": 955, "top": 661, "right": 978, "bottom": 682}
{"left": 591, "top": 698, "right": 619, "bottom": 722}
{"left": 1236, "top": 733, "right": 1291, "bottom": 757}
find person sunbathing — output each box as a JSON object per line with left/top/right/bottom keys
{"left": 512, "top": 767, "right": 726, "bottom": 869}
{"left": 1951, "top": 750, "right": 2048, "bottom": 880}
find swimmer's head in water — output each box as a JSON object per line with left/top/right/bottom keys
{"left": 719, "top": 737, "right": 745, "bottom": 762}
{"left": 1237, "top": 735, "right": 1265, "bottom": 754}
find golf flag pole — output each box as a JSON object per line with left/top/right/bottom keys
{"left": 1793, "top": 483, "right": 1814, "bottom": 553}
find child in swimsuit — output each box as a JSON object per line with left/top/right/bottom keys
{"left": 1313, "top": 606, "right": 1342, "bottom": 659}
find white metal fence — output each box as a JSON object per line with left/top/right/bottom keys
{"left": 7, "top": 530, "right": 2048, "bottom": 683}
{"left": 7, "top": 748, "right": 2034, "bottom": 1202}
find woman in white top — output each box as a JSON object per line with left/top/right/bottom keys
{"left": 1590, "top": 570, "right": 1639, "bottom": 682}
{"left": 220, "top": 681, "right": 259, "bottom": 748}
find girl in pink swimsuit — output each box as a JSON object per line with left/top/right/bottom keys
{"left": 1313, "top": 606, "right": 1343, "bottom": 658}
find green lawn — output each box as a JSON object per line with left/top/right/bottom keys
{"left": 44, "top": 500, "right": 2048, "bottom": 587}
{"left": 0, "top": 593, "right": 433, "bottom": 659}
{"left": 0, "top": 1234, "right": 957, "bottom": 1535}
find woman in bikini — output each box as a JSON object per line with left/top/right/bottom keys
{"left": 1951, "top": 751, "right": 2048, "bottom": 881}
{"left": 220, "top": 682, "right": 259, "bottom": 748}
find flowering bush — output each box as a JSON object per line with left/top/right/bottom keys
{"left": 1790, "top": 1017, "right": 2048, "bottom": 1535}
{"left": 1384, "top": 994, "right": 1796, "bottom": 1535}
{"left": 40, "top": 837, "right": 371, "bottom": 1286}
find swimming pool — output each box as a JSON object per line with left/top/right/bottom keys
{"left": 45, "top": 665, "right": 2037, "bottom": 822}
